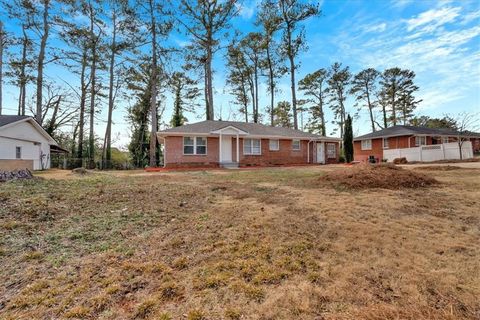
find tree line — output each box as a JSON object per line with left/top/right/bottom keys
{"left": 0, "top": 0, "right": 449, "bottom": 169}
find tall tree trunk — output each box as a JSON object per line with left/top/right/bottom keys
{"left": 35, "top": 0, "right": 50, "bottom": 125}
{"left": 382, "top": 103, "right": 387, "bottom": 129}
{"left": 77, "top": 49, "right": 87, "bottom": 167}
{"left": 205, "top": 44, "right": 214, "bottom": 120}
{"left": 149, "top": 0, "right": 158, "bottom": 167}
{"left": 391, "top": 82, "right": 397, "bottom": 126}
{"left": 365, "top": 85, "right": 375, "bottom": 132}
{"left": 88, "top": 2, "right": 97, "bottom": 169}
{"left": 104, "top": 9, "right": 117, "bottom": 169}
{"left": 266, "top": 44, "right": 274, "bottom": 126}
{"left": 0, "top": 21, "right": 4, "bottom": 115}
{"left": 253, "top": 64, "right": 259, "bottom": 123}
{"left": 19, "top": 25, "right": 28, "bottom": 116}
{"left": 286, "top": 24, "right": 298, "bottom": 130}
{"left": 288, "top": 54, "right": 297, "bottom": 129}
{"left": 320, "top": 100, "right": 325, "bottom": 136}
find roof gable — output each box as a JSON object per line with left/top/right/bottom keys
{"left": 0, "top": 115, "right": 57, "bottom": 145}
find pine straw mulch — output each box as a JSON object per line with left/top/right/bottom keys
{"left": 321, "top": 164, "right": 439, "bottom": 190}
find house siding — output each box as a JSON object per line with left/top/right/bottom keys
{"left": 164, "top": 136, "right": 339, "bottom": 168}
{"left": 0, "top": 121, "right": 52, "bottom": 170}
{"left": 354, "top": 135, "right": 479, "bottom": 162}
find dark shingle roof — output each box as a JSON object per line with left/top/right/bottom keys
{"left": 0, "top": 115, "right": 31, "bottom": 127}
{"left": 158, "top": 120, "right": 341, "bottom": 140}
{"left": 354, "top": 125, "right": 480, "bottom": 141}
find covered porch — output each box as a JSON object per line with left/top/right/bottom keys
{"left": 210, "top": 125, "right": 249, "bottom": 168}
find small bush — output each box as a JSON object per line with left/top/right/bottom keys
{"left": 393, "top": 157, "right": 408, "bottom": 164}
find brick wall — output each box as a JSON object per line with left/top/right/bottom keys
{"left": 0, "top": 159, "right": 34, "bottom": 171}
{"left": 164, "top": 136, "right": 339, "bottom": 168}
{"left": 164, "top": 136, "right": 219, "bottom": 168}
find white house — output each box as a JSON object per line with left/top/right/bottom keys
{"left": 0, "top": 115, "right": 62, "bottom": 170}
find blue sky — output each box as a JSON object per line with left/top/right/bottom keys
{"left": 2, "top": 0, "right": 480, "bottom": 148}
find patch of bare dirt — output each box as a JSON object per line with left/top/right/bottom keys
{"left": 414, "top": 165, "right": 465, "bottom": 171}
{"left": 321, "top": 164, "right": 438, "bottom": 190}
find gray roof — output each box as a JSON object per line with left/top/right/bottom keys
{"left": 354, "top": 125, "right": 480, "bottom": 141}
{"left": 158, "top": 120, "right": 341, "bottom": 140}
{"left": 0, "top": 115, "right": 31, "bottom": 127}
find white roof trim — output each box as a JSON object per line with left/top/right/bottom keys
{"left": 210, "top": 125, "right": 249, "bottom": 135}
{"left": 0, "top": 117, "right": 58, "bottom": 145}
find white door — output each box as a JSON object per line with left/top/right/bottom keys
{"left": 316, "top": 142, "right": 325, "bottom": 164}
{"left": 221, "top": 136, "right": 232, "bottom": 162}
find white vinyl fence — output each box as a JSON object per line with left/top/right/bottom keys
{"left": 383, "top": 141, "right": 473, "bottom": 162}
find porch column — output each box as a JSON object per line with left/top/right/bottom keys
{"left": 219, "top": 132, "right": 222, "bottom": 163}
{"left": 236, "top": 133, "right": 239, "bottom": 163}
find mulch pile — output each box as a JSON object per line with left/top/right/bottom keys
{"left": 322, "top": 164, "right": 438, "bottom": 190}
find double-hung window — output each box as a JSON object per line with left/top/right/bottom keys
{"left": 15, "top": 146, "right": 22, "bottom": 159}
{"left": 442, "top": 137, "right": 449, "bottom": 144}
{"left": 244, "top": 139, "right": 261, "bottom": 155}
{"left": 361, "top": 139, "right": 372, "bottom": 150}
{"left": 383, "top": 138, "right": 389, "bottom": 149}
{"left": 269, "top": 139, "right": 279, "bottom": 151}
{"left": 415, "top": 136, "right": 426, "bottom": 146}
{"left": 327, "top": 143, "right": 336, "bottom": 158}
{"left": 183, "top": 137, "right": 207, "bottom": 155}
{"left": 292, "top": 139, "right": 301, "bottom": 150}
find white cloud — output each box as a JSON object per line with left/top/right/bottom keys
{"left": 406, "top": 6, "right": 461, "bottom": 32}
{"left": 362, "top": 22, "right": 387, "bottom": 33}
{"left": 460, "top": 10, "right": 480, "bottom": 25}
{"left": 236, "top": 1, "right": 257, "bottom": 20}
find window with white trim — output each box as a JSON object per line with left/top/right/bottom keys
{"left": 415, "top": 136, "right": 426, "bottom": 146}
{"left": 442, "top": 137, "right": 449, "bottom": 144}
{"left": 244, "top": 139, "right": 261, "bottom": 155}
{"left": 327, "top": 143, "right": 336, "bottom": 158}
{"left": 269, "top": 139, "right": 279, "bottom": 151}
{"left": 292, "top": 139, "right": 300, "bottom": 150}
{"left": 383, "top": 138, "right": 389, "bottom": 149}
{"left": 15, "top": 146, "right": 22, "bottom": 159}
{"left": 361, "top": 139, "right": 372, "bottom": 150}
{"left": 183, "top": 136, "right": 207, "bottom": 155}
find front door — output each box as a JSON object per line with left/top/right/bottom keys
{"left": 316, "top": 142, "right": 325, "bottom": 164}
{"left": 221, "top": 136, "right": 232, "bottom": 162}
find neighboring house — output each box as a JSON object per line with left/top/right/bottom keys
{"left": 157, "top": 120, "right": 342, "bottom": 168}
{"left": 0, "top": 115, "right": 65, "bottom": 170}
{"left": 354, "top": 125, "right": 480, "bottom": 163}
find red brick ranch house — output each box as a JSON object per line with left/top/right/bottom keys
{"left": 353, "top": 125, "right": 480, "bottom": 163}
{"left": 157, "top": 120, "right": 342, "bottom": 168}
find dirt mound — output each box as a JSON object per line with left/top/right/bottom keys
{"left": 322, "top": 164, "right": 438, "bottom": 190}
{"left": 72, "top": 168, "right": 90, "bottom": 175}
{"left": 414, "top": 165, "right": 464, "bottom": 171}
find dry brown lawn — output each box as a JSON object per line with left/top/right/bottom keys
{"left": 0, "top": 165, "right": 479, "bottom": 319}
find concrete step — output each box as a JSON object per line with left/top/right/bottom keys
{"left": 220, "top": 162, "right": 239, "bottom": 169}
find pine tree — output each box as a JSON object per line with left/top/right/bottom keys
{"left": 298, "top": 68, "right": 329, "bottom": 135}
{"left": 277, "top": 0, "right": 320, "bottom": 129}
{"left": 379, "top": 68, "right": 420, "bottom": 126}
{"left": 327, "top": 62, "right": 351, "bottom": 139}
{"left": 169, "top": 71, "right": 200, "bottom": 127}
{"left": 343, "top": 114, "right": 353, "bottom": 163}
{"left": 226, "top": 42, "right": 251, "bottom": 122}
{"left": 177, "top": 0, "right": 238, "bottom": 120}
{"left": 350, "top": 68, "right": 379, "bottom": 132}
{"left": 273, "top": 101, "right": 293, "bottom": 128}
